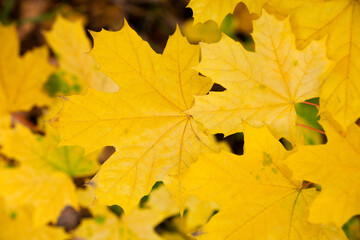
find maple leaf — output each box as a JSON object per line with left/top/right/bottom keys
{"left": 266, "top": 0, "right": 360, "bottom": 129}
{"left": 189, "top": 11, "right": 329, "bottom": 143}
{"left": 44, "top": 15, "right": 118, "bottom": 93}
{"left": 182, "top": 125, "right": 346, "bottom": 239}
{"left": 286, "top": 115, "right": 360, "bottom": 227}
{"left": 187, "top": 0, "right": 268, "bottom": 25}
{"left": 0, "top": 166, "right": 78, "bottom": 226}
{"left": 50, "top": 23, "right": 215, "bottom": 212}
{"left": 0, "top": 24, "right": 54, "bottom": 116}
{"left": 0, "top": 201, "right": 68, "bottom": 240}
{"left": 2, "top": 123, "right": 100, "bottom": 177}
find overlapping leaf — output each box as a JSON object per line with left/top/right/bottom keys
{"left": 266, "top": 0, "right": 360, "bottom": 129}
{"left": 287, "top": 116, "right": 360, "bottom": 226}
{"left": 50, "top": 23, "right": 215, "bottom": 212}
{"left": 189, "top": 12, "right": 329, "bottom": 143}
{"left": 182, "top": 125, "right": 346, "bottom": 239}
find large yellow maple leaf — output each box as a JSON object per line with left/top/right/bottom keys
{"left": 189, "top": 11, "right": 329, "bottom": 143}
{"left": 286, "top": 117, "right": 360, "bottom": 227}
{"left": 0, "top": 24, "right": 53, "bottom": 116}
{"left": 182, "top": 125, "right": 346, "bottom": 239}
{"left": 266, "top": 0, "right": 360, "bottom": 130}
{"left": 187, "top": 0, "right": 268, "bottom": 25}
{"left": 50, "top": 23, "right": 215, "bottom": 212}
{"left": 44, "top": 15, "right": 118, "bottom": 93}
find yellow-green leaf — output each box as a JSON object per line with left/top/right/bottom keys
{"left": 2, "top": 124, "right": 100, "bottom": 177}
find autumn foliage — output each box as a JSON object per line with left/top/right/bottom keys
{"left": 0, "top": 0, "right": 359, "bottom": 239}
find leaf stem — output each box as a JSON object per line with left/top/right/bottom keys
{"left": 296, "top": 123, "right": 325, "bottom": 135}
{"left": 301, "top": 101, "right": 319, "bottom": 108}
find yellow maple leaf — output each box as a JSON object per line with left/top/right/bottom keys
{"left": 182, "top": 125, "right": 346, "bottom": 239}
{"left": 266, "top": 0, "right": 360, "bottom": 130}
{"left": 0, "top": 166, "right": 78, "bottom": 226}
{"left": 0, "top": 201, "right": 68, "bottom": 240}
{"left": 50, "top": 23, "right": 215, "bottom": 212}
{"left": 187, "top": 0, "right": 268, "bottom": 25}
{"left": 2, "top": 123, "right": 100, "bottom": 177}
{"left": 0, "top": 24, "right": 54, "bottom": 116}
{"left": 189, "top": 11, "right": 329, "bottom": 143}
{"left": 44, "top": 15, "right": 118, "bottom": 93}
{"left": 286, "top": 116, "right": 360, "bottom": 227}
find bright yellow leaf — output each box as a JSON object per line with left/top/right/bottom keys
{"left": 189, "top": 11, "right": 329, "bottom": 143}
{"left": 0, "top": 24, "right": 54, "bottom": 116}
{"left": 266, "top": 0, "right": 360, "bottom": 130}
{"left": 286, "top": 116, "right": 360, "bottom": 226}
{"left": 50, "top": 23, "right": 215, "bottom": 212}
{"left": 0, "top": 166, "right": 78, "bottom": 226}
{"left": 45, "top": 15, "right": 118, "bottom": 93}
{"left": 187, "top": 0, "right": 268, "bottom": 25}
{"left": 182, "top": 125, "right": 346, "bottom": 239}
